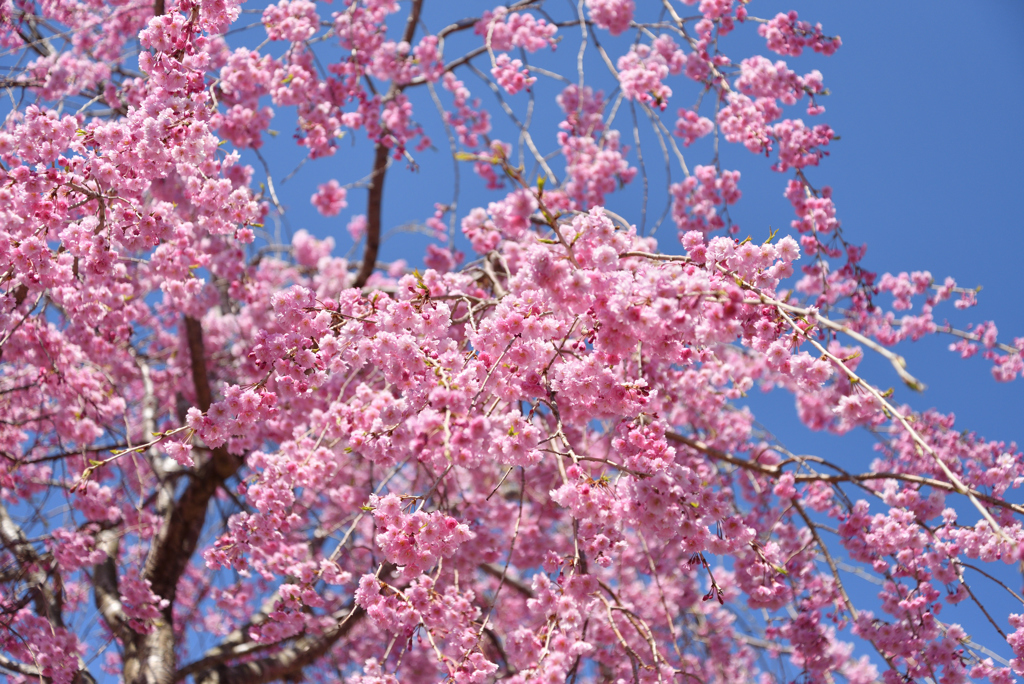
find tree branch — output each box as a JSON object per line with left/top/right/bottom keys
{"left": 353, "top": 143, "right": 390, "bottom": 289}
{"left": 0, "top": 502, "right": 61, "bottom": 626}
{"left": 184, "top": 316, "right": 213, "bottom": 412}
{"left": 0, "top": 654, "right": 41, "bottom": 678}
{"left": 174, "top": 592, "right": 282, "bottom": 681}
{"left": 126, "top": 316, "right": 244, "bottom": 684}
{"left": 145, "top": 318, "right": 241, "bottom": 602}
{"left": 185, "top": 565, "right": 398, "bottom": 683}
{"left": 192, "top": 603, "right": 365, "bottom": 684}
{"left": 0, "top": 504, "right": 97, "bottom": 684}
{"left": 665, "top": 431, "right": 1024, "bottom": 516}
{"left": 92, "top": 528, "right": 132, "bottom": 642}
{"left": 353, "top": 0, "right": 423, "bottom": 289}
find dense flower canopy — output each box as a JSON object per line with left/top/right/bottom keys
{"left": 0, "top": 1, "right": 1022, "bottom": 684}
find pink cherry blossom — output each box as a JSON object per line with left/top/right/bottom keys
{"left": 759, "top": 11, "right": 842, "bottom": 57}
{"left": 311, "top": 179, "right": 348, "bottom": 216}
{"left": 586, "top": 0, "right": 635, "bottom": 36}
{"left": 674, "top": 109, "right": 714, "bottom": 146}
{"left": 490, "top": 54, "right": 535, "bottom": 95}
{"left": 475, "top": 7, "right": 557, "bottom": 52}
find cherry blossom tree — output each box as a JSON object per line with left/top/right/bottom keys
{"left": 1, "top": 1, "right": 1023, "bottom": 684}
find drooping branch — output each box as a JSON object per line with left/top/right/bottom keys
{"left": 665, "top": 431, "right": 1024, "bottom": 516}
{"left": 771, "top": 298, "right": 926, "bottom": 391}
{"left": 936, "top": 323, "right": 1022, "bottom": 356}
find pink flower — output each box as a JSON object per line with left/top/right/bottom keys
{"left": 475, "top": 7, "right": 557, "bottom": 52}
{"left": 311, "top": 180, "right": 348, "bottom": 216}
{"left": 671, "top": 165, "right": 741, "bottom": 235}
{"left": 674, "top": 109, "right": 714, "bottom": 146}
{"left": 617, "top": 38, "right": 683, "bottom": 109}
{"left": 758, "top": 11, "right": 841, "bottom": 57}
{"left": 586, "top": 0, "right": 634, "bottom": 36}
{"left": 490, "top": 54, "right": 535, "bottom": 95}
{"left": 165, "top": 441, "right": 194, "bottom": 468}
{"left": 120, "top": 569, "right": 170, "bottom": 633}
{"left": 262, "top": 0, "right": 319, "bottom": 42}
{"left": 347, "top": 214, "right": 368, "bottom": 241}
